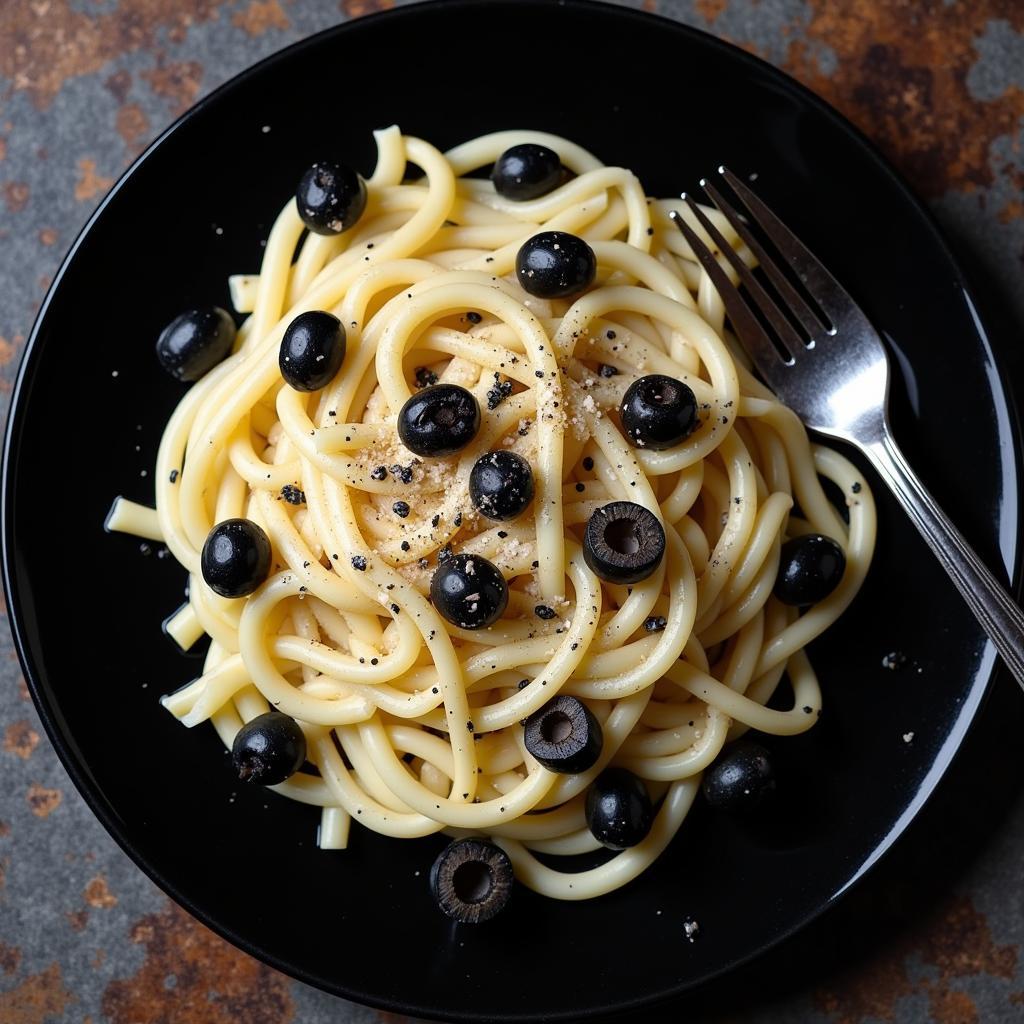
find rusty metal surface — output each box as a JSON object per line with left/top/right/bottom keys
{"left": 1, "top": 1, "right": 1022, "bottom": 1021}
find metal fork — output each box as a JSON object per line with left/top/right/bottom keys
{"left": 669, "top": 170, "right": 1024, "bottom": 689}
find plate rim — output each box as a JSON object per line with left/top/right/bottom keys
{"left": 3, "top": 1, "right": 1022, "bottom": 1019}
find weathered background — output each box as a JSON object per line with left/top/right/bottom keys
{"left": 1, "top": 1, "right": 1022, "bottom": 1022}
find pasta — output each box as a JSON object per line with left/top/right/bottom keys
{"left": 107, "top": 127, "right": 875, "bottom": 905}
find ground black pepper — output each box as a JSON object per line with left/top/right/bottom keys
{"left": 414, "top": 366, "right": 438, "bottom": 389}
{"left": 486, "top": 372, "right": 515, "bottom": 410}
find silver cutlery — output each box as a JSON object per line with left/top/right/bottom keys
{"left": 670, "top": 170, "right": 1024, "bottom": 688}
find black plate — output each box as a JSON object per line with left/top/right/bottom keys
{"left": 4, "top": 2, "right": 1021, "bottom": 1020}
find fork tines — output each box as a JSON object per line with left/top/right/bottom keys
{"left": 669, "top": 169, "right": 850, "bottom": 367}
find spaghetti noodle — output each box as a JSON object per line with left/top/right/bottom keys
{"left": 107, "top": 127, "right": 875, "bottom": 904}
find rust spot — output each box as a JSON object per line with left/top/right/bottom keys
{"left": 340, "top": 0, "right": 395, "bottom": 16}
{"left": 115, "top": 103, "right": 150, "bottom": 152}
{"left": 917, "top": 895, "right": 1017, "bottom": 980}
{"left": 0, "top": 137, "right": 6, "bottom": 162}
{"left": 694, "top": 0, "right": 727, "bottom": 22}
{"left": 38, "top": 228, "right": 57, "bottom": 246}
{"left": 998, "top": 199, "right": 1023, "bottom": 224}
{"left": 0, "top": 0, "right": 228, "bottom": 110}
{"left": 0, "top": 338, "right": 16, "bottom": 367}
{"left": 814, "top": 894, "right": 1018, "bottom": 1023}
{"left": 3, "top": 721, "right": 39, "bottom": 760}
{"left": 376, "top": 1014, "right": 412, "bottom": 1024}
{"left": 0, "top": 821, "right": 9, "bottom": 837}
{"left": 67, "top": 909, "right": 89, "bottom": 932}
{"left": 141, "top": 60, "right": 203, "bottom": 115}
{"left": 782, "top": 1, "right": 1024, "bottom": 197}
{"left": 105, "top": 70, "right": 133, "bottom": 104}
{"left": 2, "top": 182, "right": 29, "bottom": 213}
{"left": 84, "top": 875, "right": 118, "bottom": 909}
{"left": 813, "top": 949, "right": 912, "bottom": 1023}
{"left": 25, "top": 783, "right": 62, "bottom": 818}
{"left": 1011, "top": 991, "right": 1024, "bottom": 1005}
{"left": 74, "top": 158, "right": 113, "bottom": 202}
{"left": 102, "top": 901, "right": 294, "bottom": 1024}
{"left": 17, "top": 677, "right": 29, "bottom": 702}
{"left": 232, "top": 0, "right": 290, "bottom": 35}
{"left": 0, "top": 941, "right": 21, "bottom": 976}
{"left": 92, "top": 949, "right": 106, "bottom": 970}
{"left": 927, "top": 986, "right": 979, "bottom": 1024}
{"left": 0, "top": 962, "right": 74, "bottom": 1024}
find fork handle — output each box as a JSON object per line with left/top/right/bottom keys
{"left": 865, "top": 429, "right": 1024, "bottom": 690}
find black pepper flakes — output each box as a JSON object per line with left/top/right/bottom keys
{"left": 401, "top": 541, "right": 410, "bottom": 551}
{"left": 497, "top": 530, "right": 508, "bottom": 538}
{"left": 393, "top": 500, "right": 410, "bottom": 518}
{"left": 169, "top": 469, "right": 179, "bottom": 483}
{"left": 351, "top": 555, "right": 367, "bottom": 571}
{"left": 431, "top": 514, "right": 441, "bottom": 528}
{"left": 438, "top": 545, "right": 453, "bottom": 563}
{"left": 390, "top": 463, "right": 415, "bottom": 484}
{"left": 466, "top": 720, "right": 474, "bottom": 732}
{"left": 852, "top": 482, "right": 862, "bottom": 494}
{"left": 391, "top": 603, "right": 400, "bottom": 614}
{"left": 281, "top": 484, "right": 306, "bottom": 505}
{"left": 575, "top": 482, "right": 585, "bottom": 492}
{"left": 486, "top": 372, "right": 515, "bottom": 410}
{"left": 414, "top": 366, "right": 438, "bottom": 389}
{"left": 598, "top": 363, "right": 618, "bottom": 378}
{"left": 465, "top": 311, "right": 482, "bottom": 324}
{"left": 644, "top": 615, "right": 668, "bottom": 632}
{"left": 370, "top": 466, "right": 387, "bottom": 481}
{"left": 453, "top": 512, "right": 463, "bottom": 527}
{"left": 535, "top": 605, "right": 557, "bottom": 620}
{"left": 582, "top": 457, "right": 594, "bottom": 471}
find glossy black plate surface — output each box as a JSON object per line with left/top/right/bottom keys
{"left": 3, "top": 1, "right": 1021, "bottom": 1020}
